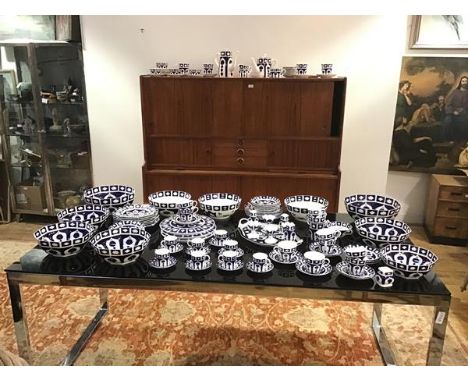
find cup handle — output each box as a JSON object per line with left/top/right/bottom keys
{"left": 323, "top": 258, "right": 330, "bottom": 266}
{"left": 239, "top": 218, "right": 249, "bottom": 226}
{"left": 191, "top": 200, "right": 197, "bottom": 207}
{"left": 387, "top": 277, "right": 394, "bottom": 284}
{"left": 203, "top": 254, "right": 211, "bottom": 262}
{"left": 192, "top": 207, "right": 199, "bottom": 214}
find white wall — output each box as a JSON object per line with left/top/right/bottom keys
{"left": 81, "top": 15, "right": 407, "bottom": 210}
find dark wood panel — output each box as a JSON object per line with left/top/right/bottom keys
{"left": 300, "top": 82, "right": 334, "bottom": 136}
{"left": 146, "top": 137, "right": 211, "bottom": 168}
{"left": 268, "top": 139, "right": 341, "bottom": 171}
{"left": 242, "top": 80, "right": 265, "bottom": 136}
{"left": 212, "top": 80, "right": 243, "bottom": 137}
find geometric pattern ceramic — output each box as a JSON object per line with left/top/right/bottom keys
{"left": 109, "top": 220, "right": 147, "bottom": 230}
{"left": 268, "top": 248, "right": 300, "bottom": 264}
{"left": 308, "top": 241, "right": 343, "bottom": 257}
{"left": 148, "top": 190, "right": 193, "bottom": 210}
{"left": 343, "top": 244, "right": 382, "bottom": 264}
{"left": 34, "top": 221, "right": 96, "bottom": 258}
{"left": 90, "top": 226, "right": 151, "bottom": 266}
{"left": 354, "top": 217, "right": 411, "bottom": 245}
{"left": 218, "top": 247, "right": 245, "bottom": 258}
{"left": 345, "top": 194, "right": 401, "bottom": 220}
{"left": 335, "top": 261, "right": 376, "bottom": 280}
{"left": 284, "top": 195, "right": 329, "bottom": 222}
{"left": 324, "top": 220, "right": 353, "bottom": 236}
{"left": 381, "top": 244, "right": 438, "bottom": 280}
{"left": 296, "top": 261, "right": 333, "bottom": 277}
{"left": 113, "top": 204, "right": 160, "bottom": 227}
{"left": 198, "top": 193, "right": 242, "bottom": 221}
{"left": 57, "top": 204, "right": 110, "bottom": 227}
{"left": 160, "top": 214, "right": 216, "bottom": 243}
{"left": 246, "top": 259, "right": 274, "bottom": 273}
{"left": 83, "top": 185, "right": 135, "bottom": 208}
{"left": 237, "top": 221, "right": 303, "bottom": 248}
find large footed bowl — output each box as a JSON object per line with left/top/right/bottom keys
{"left": 148, "top": 190, "right": 193, "bottom": 217}
{"left": 57, "top": 204, "right": 110, "bottom": 228}
{"left": 83, "top": 185, "right": 135, "bottom": 209}
{"left": 381, "top": 244, "right": 438, "bottom": 280}
{"left": 91, "top": 226, "right": 151, "bottom": 266}
{"left": 355, "top": 217, "right": 411, "bottom": 247}
{"left": 198, "top": 192, "right": 241, "bottom": 221}
{"left": 34, "top": 221, "right": 96, "bottom": 258}
{"left": 284, "top": 195, "right": 328, "bottom": 222}
{"left": 345, "top": 194, "right": 401, "bottom": 220}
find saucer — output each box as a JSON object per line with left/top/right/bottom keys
{"left": 268, "top": 248, "right": 300, "bottom": 264}
{"left": 335, "top": 262, "right": 375, "bottom": 280}
{"left": 148, "top": 256, "right": 177, "bottom": 269}
{"left": 363, "top": 246, "right": 382, "bottom": 264}
{"left": 160, "top": 243, "right": 184, "bottom": 254}
{"left": 218, "top": 247, "right": 244, "bottom": 257}
{"left": 309, "top": 242, "right": 342, "bottom": 257}
{"left": 246, "top": 261, "right": 274, "bottom": 273}
{"left": 217, "top": 260, "right": 243, "bottom": 272}
{"left": 186, "top": 259, "right": 212, "bottom": 271}
{"left": 296, "top": 262, "right": 333, "bottom": 277}
{"left": 185, "top": 246, "right": 210, "bottom": 255}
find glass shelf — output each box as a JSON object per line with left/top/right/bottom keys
{"left": 9, "top": 163, "right": 43, "bottom": 168}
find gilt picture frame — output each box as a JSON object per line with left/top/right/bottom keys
{"left": 409, "top": 15, "right": 468, "bottom": 50}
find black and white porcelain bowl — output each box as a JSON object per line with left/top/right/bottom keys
{"left": 284, "top": 195, "right": 328, "bottom": 222}
{"left": 355, "top": 217, "right": 411, "bottom": 247}
{"left": 198, "top": 193, "right": 241, "bottom": 221}
{"left": 148, "top": 190, "right": 193, "bottom": 217}
{"left": 381, "top": 244, "right": 438, "bottom": 280}
{"left": 83, "top": 185, "right": 135, "bottom": 209}
{"left": 90, "top": 226, "right": 151, "bottom": 266}
{"left": 57, "top": 204, "right": 110, "bottom": 228}
{"left": 345, "top": 194, "right": 401, "bottom": 220}
{"left": 34, "top": 221, "right": 96, "bottom": 258}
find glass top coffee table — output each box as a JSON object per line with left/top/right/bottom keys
{"left": 4, "top": 212, "right": 451, "bottom": 366}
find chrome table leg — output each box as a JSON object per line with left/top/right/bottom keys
{"left": 426, "top": 301, "right": 450, "bottom": 366}
{"left": 60, "top": 288, "right": 109, "bottom": 366}
{"left": 372, "top": 303, "right": 397, "bottom": 366}
{"left": 7, "top": 275, "right": 32, "bottom": 363}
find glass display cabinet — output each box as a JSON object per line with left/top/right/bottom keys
{"left": 0, "top": 42, "right": 93, "bottom": 217}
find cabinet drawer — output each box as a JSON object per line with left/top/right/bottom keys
{"left": 436, "top": 201, "right": 468, "bottom": 219}
{"left": 439, "top": 186, "right": 468, "bottom": 201}
{"left": 432, "top": 217, "right": 468, "bottom": 239}
{"left": 212, "top": 139, "right": 268, "bottom": 169}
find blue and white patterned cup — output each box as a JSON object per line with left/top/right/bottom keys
{"left": 203, "top": 63, "right": 214, "bottom": 75}
{"left": 375, "top": 266, "right": 394, "bottom": 287}
{"left": 269, "top": 68, "right": 282, "bottom": 78}
{"left": 296, "top": 63, "right": 308, "bottom": 75}
{"left": 321, "top": 63, "right": 333, "bottom": 74}
{"left": 153, "top": 248, "right": 172, "bottom": 268}
{"left": 238, "top": 64, "right": 251, "bottom": 78}
{"left": 156, "top": 62, "right": 168, "bottom": 69}
{"left": 178, "top": 63, "right": 189, "bottom": 74}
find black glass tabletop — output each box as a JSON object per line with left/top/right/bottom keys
{"left": 5, "top": 212, "right": 451, "bottom": 297}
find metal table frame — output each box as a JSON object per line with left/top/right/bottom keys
{"left": 6, "top": 270, "right": 451, "bottom": 366}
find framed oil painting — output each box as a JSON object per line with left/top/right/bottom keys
{"left": 389, "top": 56, "right": 468, "bottom": 175}
{"left": 409, "top": 15, "right": 468, "bottom": 49}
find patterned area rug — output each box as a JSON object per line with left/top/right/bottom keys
{"left": 0, "top": 240, "right": 467, "bottom": 366}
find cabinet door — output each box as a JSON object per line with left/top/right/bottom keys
{"left": 300, "top": 82, "right": 334, "bottom": 136}
{"left": 140, "top": 77, "right": 176, "bottom": 136}
{"left": 242, "top": 80, "right": 265, "bottom": 137}
{"left": 174, "top": 79, "right": 213, "bottom": 136}
{"left": 262, "top": 81, "right": 301, "bottom": 137}
{"left": 212, "top": 80, "right": 243, "bottom": 137}
{"left": 147, "top": 137, "right": 211, "bottom": 168}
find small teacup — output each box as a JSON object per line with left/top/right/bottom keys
{"left": 262, "top": 214, "right": 276, "bottom": 224}
{"left": 223, "top": 239, "right": 239, "bottom": 251}
{"left": 189, "top": 69, "right": 202, "bottom": 76}
{"left": 152, "top": 248, "right": 172, "bottom": 268}
{"left": 269, "top": 68, "right": 282, "bottom": 78}
{"left": 302, "top": 251, "right": 330, "bottom": 274}
{"left": 169, "top": 68, "right": 179, "bottom": 75}
{"left": 238, "top": 64, "right": 251, "bottom": 78}
{"left": 178, "top": 63, "right": 189, "bottom": 74}
{"left": 296, "top": 63, "right": 308, "bottom": 75}
{"left": 345, "top": 255, "right": 367, "bottom": 276}
{"left": 161, "top": 235, "right": 179, "bottom": 253}
{"left": 251, "top": 252, "right": 272, "bottom": 272}
{"left": 321, "top": 63, "right": 333, "bottom": 74}
{"left": 203, "top": 63, "right": 214, "bottom": 74}
{"left": 156, "top": 62, "right": 168, "bottom": 69}
{"left": 280, "top": 214, "right": 289, "bottom": 224}
{"left": 218, "top": 250, "right": 240, "bottom": 271}
{"left": 177, "top": 206, "right": 198, "bottom": 222}
{"left": 213, "top": 229, "right": 228, "bottom": 245}
{"left": 187, "top": 250, "right": 211, "bottom": 270}
{"left": 275, "top": 240, "right": 298, "bottom": 262}
{"left": 314, "top": 227, "right": 340, "bottom": 243}
{"left": 344, "top": 244, "right": 368, "bottom": 258}
{"left": 375, "top": 266, "right": 394, "bottom": 288}
{"left": 282, "top": 66, "right": 296, "bottom": 77}
{"left": 188, "top": 237, "right": 206, "bottom": 251}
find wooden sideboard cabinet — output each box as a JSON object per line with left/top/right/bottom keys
{"left": 140, "top": 77, "right": 346, "bottom": 211}
{"left": 424, "top": 174, "right": 468, "bottom": 245}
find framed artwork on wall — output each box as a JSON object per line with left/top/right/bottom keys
{"left": 409, "top": 15, "right": 468, "bottom": 49}
{"left": 389, "top": 56, "right": 468, "bottom": 175}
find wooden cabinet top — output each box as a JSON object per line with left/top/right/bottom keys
{"left": 140, "top": 75, "right": 347, "bottom": 83}
{"left": 432, "top": 174, "right": 468, "bottom": 187}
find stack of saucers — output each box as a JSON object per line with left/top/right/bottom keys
{"left": 112, "top": 204, "right": 159, "bottom": 228}
{"left": 246, "top": 196, "right": 282, "bottom": 220}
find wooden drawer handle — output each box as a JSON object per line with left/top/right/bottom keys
{"left": 445, "top": 226, "right": 457, "bottom": 230}
{"left": 448, "top": 207, "right": 460, "bottom": 212}
{"left": 237, "top": 157, "right": 244, "bottom": 165}
{"left": 237, "top": 148, "right": 245, "bottom": 155}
